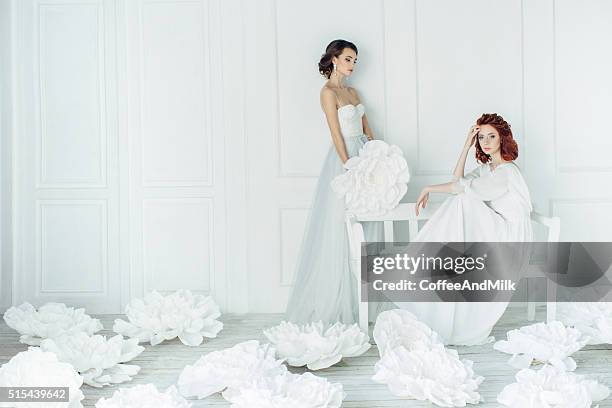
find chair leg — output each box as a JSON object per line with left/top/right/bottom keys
{"left": 359, "top": 301, "right": 368, "bottom": 333}
{"left": 546, "top": 277, "right": 557, "bottom": 322}
{"left": 527, "top": 302, "right": 536, "bottom": 321}
{"left": 527, "top": 279, "right": 536, "bottom": 321}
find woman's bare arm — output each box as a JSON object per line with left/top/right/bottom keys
{"left": 452, "top": 125, "right": 479, "bottom": 180}
{"left": 321, "top": 88, "right": 350, "bottom": 163}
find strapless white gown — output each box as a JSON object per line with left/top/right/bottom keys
{"left": 285, "top": 103, "right": 386, "bottom": 324}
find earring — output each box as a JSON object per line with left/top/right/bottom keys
{"left": 333, "top": 63, "right": 337, "bottom": 76}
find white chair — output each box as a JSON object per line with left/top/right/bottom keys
{"left": 345, "top": 202, "right": 561, "bottom": 332}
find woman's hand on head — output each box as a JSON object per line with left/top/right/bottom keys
{"left": 415, "top": 187, "right": 430, "bottom": 216}
{"left": 465, "top": 125, "right": 480, "bottom": 148}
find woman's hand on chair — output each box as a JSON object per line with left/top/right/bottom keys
{"left": 415, "top": 187, "right": 430, "bottom": 216}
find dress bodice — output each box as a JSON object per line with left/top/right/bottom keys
{"left": 338, "top": 103, "right": 365, "bottom": 138}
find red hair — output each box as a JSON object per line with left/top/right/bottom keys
{"left": 474, "top": 113, "right": 518, "bottom": 164}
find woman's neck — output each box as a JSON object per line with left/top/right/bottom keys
{"left": 327, "top": 75, "right": 346, "bottom": 89}
{"left": 489, "top": 153, "right": 506, "bottom": 165}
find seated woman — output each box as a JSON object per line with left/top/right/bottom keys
{"left": 396, "top": 113, "right": 533, "bottom": 345}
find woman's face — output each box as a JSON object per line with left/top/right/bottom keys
{"left": 333, "top": 48, "right": 357, "bottom": 77}
{"left": 477, "top": 124, "right": 501, "bottom": 156}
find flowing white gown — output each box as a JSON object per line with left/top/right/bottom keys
{"left": 396, "top": 161, "right": 533, "bottom": 345}
{"left": 285, "top": 103, "right": 385, "bottom": 325}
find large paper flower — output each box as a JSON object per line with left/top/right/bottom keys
{"left": 40, "top": 332, "right": 144, "bottom": 387}
{"left": 96, "top": 384, "right": 191, "bottom": 408}
{"left": 493, "top": 321, "right": 589, "bottom": 371}
{"left": 331, "top": 140, "right": 410, "bottom": 216}
{"left": 3, "top": 302, "right": 103, "bottom": 346}
{"left": 558, "top": 302, "right": 612, "bottom": 345}
{"left": 263, "top": 321, "right": 370, "bottom": 370}
{"left": 177, "top": 340, "right": 287, "bottom": 399}
{"left": 497, "top": 365, "right": 610, "bottom": 408}
{"left": 225, "top": 372, "right": 345, "bottom": 408}
{"left": 113, "top": 290, "right": 223, "bottom": 346}
{"left": 373, "top": 309, "right": 442, "bottom": 357}
{"left": 0, "top": 347, "right": 84, "bottom": 408}
{"left": 372, "top": 342, "right": 483, "bottom": 407}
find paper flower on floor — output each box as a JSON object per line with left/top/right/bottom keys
{"left": 0, "top": 347, "right": 84, "bottom": 408}
{"left": 497, "top": 364, "right": 610, "bottom": 408}
{"left": 40, "top": 332, "right": 144, "bottom": 387}
{"left": 331, "top": 140, "right": 410, "bottom": 216}
{"left": 558, "top": 302, "right": 612, "bottom": 345}
{"left": 373, "top": 309, "right": 442, "bottom": 357}
{"left": 372, "top": 342, "right": 483, "bottom": 407}
{"left": 2, "top": 302, "right": 103, "bottom": 346}
{"left": 493, "top": 321, "right": 589, "bottom": 371}
{"left": 96, "top": 384, "right": 191, "bottom": 408}
{"left": 113, "top": 289, "right": 223, "bottom": 346}
{"left": 263, "top": 321, "right": 371, "bottom": 370}
{"left": 177, "top": 340, "right": 287, "bottom": 400}
{"left": 225, "top": 372, "right": 345, "bottom": 408}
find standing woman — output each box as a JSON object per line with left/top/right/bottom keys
{"left": 285, "top": 39, "right": 383, "bottom": 324}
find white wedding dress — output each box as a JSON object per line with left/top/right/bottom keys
{"left": 285, "top": 103, "right": 385, "bottom": 324}
{"left": 396, "top": 161, "right": 534, "bottom": 345}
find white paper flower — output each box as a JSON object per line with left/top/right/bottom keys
{"left": 177, "top": 340, "right": 287, "bottom": 399}
{"left": 497, "top": 365, "right": 610, "bottom": 408}
{"left": 372, "top": 342, "right": 483, "bottom": 407}
{"left": 373, "top": 309, "right": 442, "bottom": 357}
{"left": 3, "top": 302, "right": 103, "bottom": 346}
{"left": 96, "top": 384, "right": 191, "bottom": 408}
{"left": 226, "top": 372, "right": 345, "bottom": 408}
{"left": 263, "top": 321, "right": 370, "bottom": 370}
{"left": 493, "top": 321, "right": 589, "bottom": 371}
{"left": 113, "top": 289, "right": 223, "bottom": 346}
{"left": 558, "top": 302, "right": 612, "bottom": 345}
{"left": 0, "top": 347, "right": 84, "bottom": 408}
{"left": 40, "top": 332, "right": 144, "bottom": 387}
{"left": 331, "top": 140, "right": 410, "bottom": 216}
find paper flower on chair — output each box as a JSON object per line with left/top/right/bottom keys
{"left": 493, "top": 321, "right": 589, "bottom": 371}
{"left": 497, "top": 364, "right": 610, "bottom": 408}
{"left": 262, "top": 321, "right": 371, "bottom": 370}
{"left": 331, "top": 140, "right": 410, "bottom": 216}
{"left": 372, "top": 342, "right": 483, "bottom": 407}
{"left": 225, "top": 372, "right": 345, "bottom": 408}
{"left": 177, "top": 340, "right": 287, "bottom": 400}
{"left": 113, "top": 289, "right": 223, "bottom": 346}
{"left": 96, "top": 384, "right": 191, "bottom": 408}
{"left": 0, "top": 347, "right": 84, "bottom": 408}
{"left": 558, "top": 302, "right": 612, "bottom": 345}
{"left": 3, "top": 302, "right": 103, "bottom": 346}
{"left": 40, "top": 332, "right": 144, "bottom": 387}
{"left": 373, "top": 309, "right": 442, "bottom": 357}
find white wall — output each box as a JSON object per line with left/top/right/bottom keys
{"left": 1, "top": 0, "right": 14, "bottom": 312}
{"left": 2, "top": 0, "right": 611, "bottom": 314}
{"left": 243, "top": 0, "right": 612, "bottom": 312}
{"left": 4, "top": 0, "right": 248, "bottom": 314}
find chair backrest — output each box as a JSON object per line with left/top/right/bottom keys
{"left": 345, "top": 202, "right": 561, "bottom": 262}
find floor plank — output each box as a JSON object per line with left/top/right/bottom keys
{"left": 1, "top": 306, "right": 611, "bottom": 407}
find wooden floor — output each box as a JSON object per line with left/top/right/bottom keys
{"left": 1, "top": 306, "right": 611, "bottom": 407}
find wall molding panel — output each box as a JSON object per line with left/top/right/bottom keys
{"left": 4, "top": 0, "right": 611, "bottom": 314}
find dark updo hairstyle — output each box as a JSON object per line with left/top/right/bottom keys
{"left": 475, "top": 113, "right": 519, "bottom": 164}
{"left": 318, "top": 39, "right": 358, "bottom": 79}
